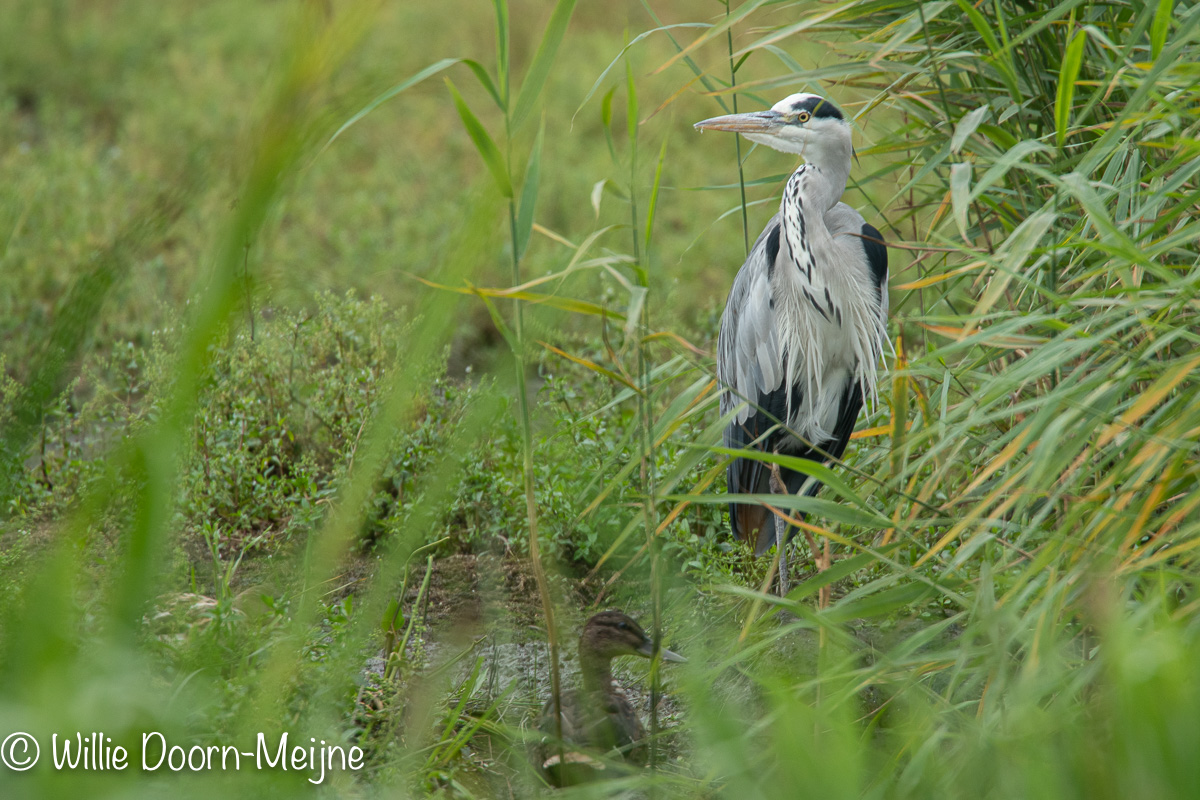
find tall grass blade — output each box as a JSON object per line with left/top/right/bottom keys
{"left": 1151, "top": 0, "right": 1175, "bottom": 59}
{"left": 515, "top": 119, "right": 543, "bottom": 261}
{"left": 322, "top": 57, "right": 465, "bottom": 153}
{"left": 446, "top": 78, "right": 513, "bottom": 198}
{"left": 1056, "top": 28, "right": 1087, "bottom": 149}
{"left": 510, "top": 0, "right": 578, "bottom": 132}
{"left": 493, "top": 0, "right": 510, "bottom": 104}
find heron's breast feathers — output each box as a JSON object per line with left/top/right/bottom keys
{"left": 769, "top": 204, "right": 885, "bottom": 442}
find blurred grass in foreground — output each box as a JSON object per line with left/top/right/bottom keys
{"left": 1, "top": 0, "right": 1199, "bottom": 797}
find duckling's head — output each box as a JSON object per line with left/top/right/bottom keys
{"left": 580, "top": 611, "right": 686, "bottom": 663}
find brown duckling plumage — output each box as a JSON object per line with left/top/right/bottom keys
{"left": 537, "top": 610, "right": 685, "bottom": 786}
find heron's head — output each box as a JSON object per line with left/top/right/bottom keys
{"left": 579, "top": 611, "right": 686, "bottom": 664}
{"left": 694, "top": 93, "right": 851, "bottom": 163}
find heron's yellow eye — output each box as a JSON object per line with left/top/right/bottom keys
{"left": 796, "top": 110, "right": 811, "bottom": 123}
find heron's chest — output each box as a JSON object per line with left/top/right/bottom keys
{"left": 772, "top": 278, "right": 860, "bottom": 372}
{"left": 770, "top": 267, "right": 865, "bottom": 439}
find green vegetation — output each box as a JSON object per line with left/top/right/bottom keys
{"left": 2, "top": 0, "right": 1199, "bottom": 796}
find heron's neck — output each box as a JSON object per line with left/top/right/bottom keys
{"left": 797, "top": 160, "right": 847, "bottom": 213}
{"left": 796, "top": 129, "right": 852, "bottom": 211}
{"left": 780, "top": 166, "right": 840, "bottom": 246}
{"left": 778, "top": 166, "right": 837, "bottom": 290}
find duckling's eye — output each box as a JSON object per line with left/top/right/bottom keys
{"left": 617, "top": 621, "right": 628, "bottom": 631}
{"left": 796, "top": 110, "right": 811, "bottom": 123}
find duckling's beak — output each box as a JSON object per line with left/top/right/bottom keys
{"left": 636, "top": 640, "right": 687, "bottom": 663}
{"left": 658, "top": 647, "right": 687, "bottom": 663}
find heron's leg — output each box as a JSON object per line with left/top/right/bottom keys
{"left": 820, "top": 538, "right": 832, "bottom": 609}
{"left": 775, "top": 515, "right": 789, "bottom": 596}
{"left": 767, "top": 463, "right": 790, "bottom": 596}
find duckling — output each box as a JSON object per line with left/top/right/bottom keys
{"left": 537, "top": 610, "right": 685, "bottom": 786}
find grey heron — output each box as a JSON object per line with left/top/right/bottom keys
{"left": 694, "top": 93, "right": 888, "bottom": 592}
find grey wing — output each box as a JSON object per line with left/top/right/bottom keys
{"left": 827, "top": 202, "right": 888, "bottom": 318}
{"left": 718, "top": 215, "right": 789, "bottom": 544}
{"left": 718, "top": 214, "right": 784, "bottom": 425}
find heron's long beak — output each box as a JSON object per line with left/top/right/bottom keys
{"left": 636, "top": 640, "right": 688, "bottom": 663}
{"left": 693, "top": 110, "right": 784, "bottom": 134}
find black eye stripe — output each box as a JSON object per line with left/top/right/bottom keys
{"left": 788, "top": 95, "right": 844, "bottom": 120}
